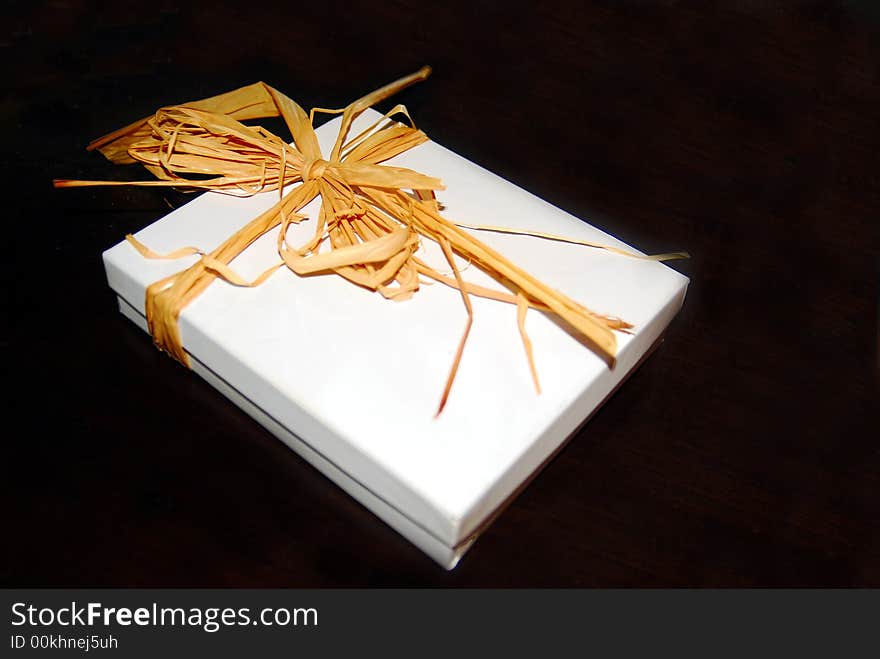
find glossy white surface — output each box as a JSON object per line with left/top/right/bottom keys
{"left": 104, "top": 109, "right": 689, "bottom": 563}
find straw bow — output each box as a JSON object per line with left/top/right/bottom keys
{"left": 55, "top": 67, "right": 686, "bottom": 414}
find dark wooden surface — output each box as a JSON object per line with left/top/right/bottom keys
{"left": 3, "top": 1, "right": 878, "bottom": 586}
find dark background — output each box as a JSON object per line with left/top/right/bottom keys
{"left": 3, "top": 1, "right": 877, "bottom": 586}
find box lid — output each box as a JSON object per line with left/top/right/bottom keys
{"left": 103, "top": 109, "right": 689, "bottom": 550}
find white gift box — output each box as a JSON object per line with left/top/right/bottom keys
{"left": 103, "top": 109, "right": 689, "bottom": 569}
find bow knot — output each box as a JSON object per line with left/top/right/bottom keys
{"left": 301, "top": 157, "right": 329, "bottom": 181}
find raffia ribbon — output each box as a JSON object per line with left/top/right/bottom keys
{"left": 55, "top": 67, "right": 686, "bottom": 414}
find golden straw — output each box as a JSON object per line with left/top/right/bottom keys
{"left": 55, "top": 68, "right": 686, "bottom": 414}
